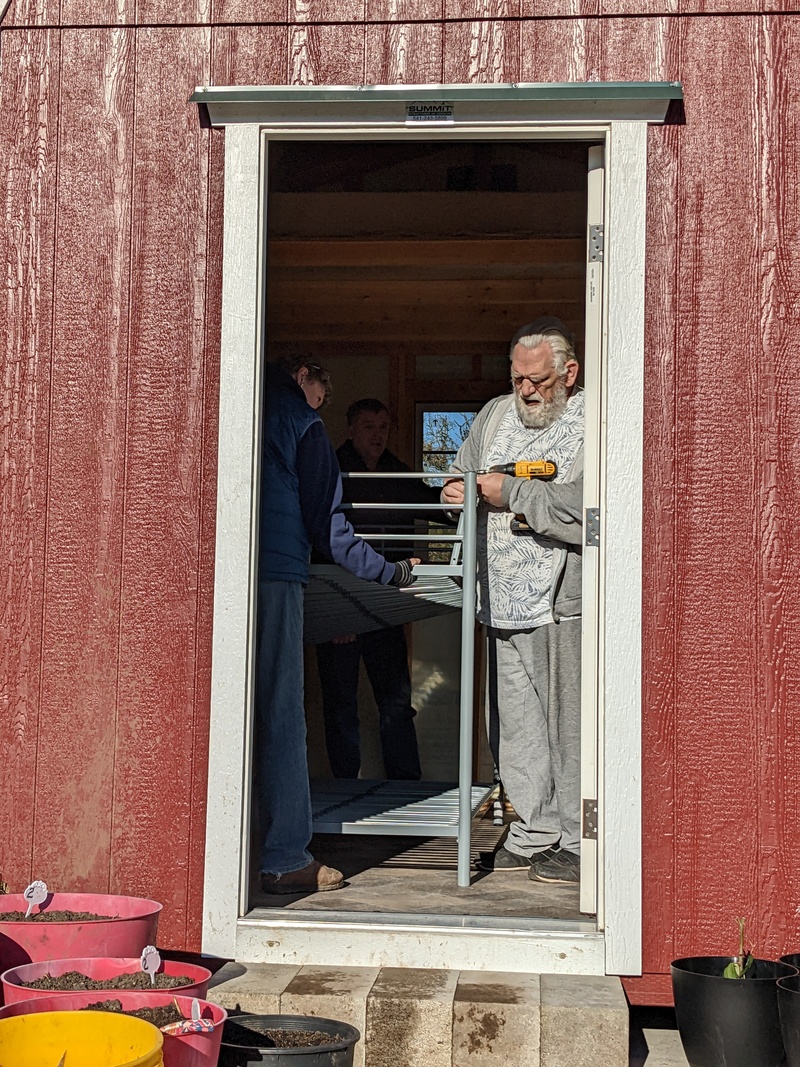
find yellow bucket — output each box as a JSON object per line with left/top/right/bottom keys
{"left": 0, "top": 1010, "right": 164, "bottom": 1066}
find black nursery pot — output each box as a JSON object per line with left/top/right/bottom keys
{"left": 777, "top": 972, "right": 800, "bottom": 1067}
{"left": 219, "top": 1014, "right": 361, "bottom": 1067}
{"left": 671, "top": 956, "right": 798, "bottom": 1067}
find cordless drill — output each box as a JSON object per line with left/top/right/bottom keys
{"left": 479, "top": 460, "right": 557, "bottom": 481}
{"left": 478, "top": 459, "right": 558, "bottom": 534}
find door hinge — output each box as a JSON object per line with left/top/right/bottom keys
{"left": 585, "top": 507, "right": 600, "bottom": 547}
{"left": 582, "top": 799, "right": 598, "bottom": 841}
{"left": 589, "top": 224, "right": 604, "bottom": 262}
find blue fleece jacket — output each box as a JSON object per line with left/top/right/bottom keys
{"left": 259, "top": 363, "right": 396, "bottom": 586}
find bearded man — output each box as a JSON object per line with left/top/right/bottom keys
{"left": 442, "top": 317, "right": 584, "bottom": 885}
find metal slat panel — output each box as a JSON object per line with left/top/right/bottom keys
{"left": 311, "top": 780, "right": 495, "bottom": 836}
{"left": 303, "top": 564, "right": 461, "bottom": 644}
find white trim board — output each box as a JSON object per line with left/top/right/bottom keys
{"left": 201, "top": 109, "right": 650, "bottom": 977}
{"left": 236, "top": 915, "right": 605, "bottom": 974}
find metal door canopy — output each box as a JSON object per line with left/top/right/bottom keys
{"left": 311, "top": 779, "right": 496, "bottom": 836}
{"left": 191, "top": 82, "right": 683, "bottom": 127}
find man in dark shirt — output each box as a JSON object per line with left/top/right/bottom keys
{"left": 258, "top": 368, "right": 417, "bottom": 895}
{"left": 316, "top": 398, "right": 442, "bottom": 781}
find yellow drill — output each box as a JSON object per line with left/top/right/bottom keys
{"left": 479, "top": 460, "right": 557, "bottom": 481}
{"left": 477, "top": 460, "right": 558, "bottom": 533}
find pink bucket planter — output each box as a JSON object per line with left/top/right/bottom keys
{"left": 0, "top": 991, "right": 226, "bottom": 1067}
{"left": 1, "top": 957, "right": 211, "bottom": 1007}
{"left": 0, "top": 893, "right": 162, "bottom": 975}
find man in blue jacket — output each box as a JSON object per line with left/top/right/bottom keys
{"left": 257, "top": 359, "right": 417, "bottom": 895}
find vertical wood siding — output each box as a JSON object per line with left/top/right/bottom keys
{"left": 32, "top": 26, "right": 133, "bottom": 890}
{"left": 3, "top": 4, "right": 800, "bottom": 972}
{"left": 0, "top": 27, "right": 60, "bottom": 892}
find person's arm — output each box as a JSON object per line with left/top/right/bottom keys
{"left": 497, "top": 453, "right": 584, "bottom": 545}
{"left": 296, "top": 421, "right": 399, "bottom": 584}
{"left": 440, "top": 405, "right": 489, "bottom": 507}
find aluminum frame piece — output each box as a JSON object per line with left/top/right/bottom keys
{"left": 191, "top": 82, "right": 683, "bottom": 128}
{"left": 308, "top": 470, "right": 482, "bottom": 886}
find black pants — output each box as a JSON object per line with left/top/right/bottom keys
{"left": 316, "top": 626, "right": 422, "bottom": 780}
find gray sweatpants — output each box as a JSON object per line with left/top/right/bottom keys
{"left": 486, "top": 618, "right": 582, "bottom": 856}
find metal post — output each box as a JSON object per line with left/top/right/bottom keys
{"left": 457, "top": 472, "right": 478, "bottom": 887}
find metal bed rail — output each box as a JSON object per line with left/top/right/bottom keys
{"left": 309, "top": 470, "right": 482, "bottom": 887}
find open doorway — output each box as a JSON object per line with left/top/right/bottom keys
{"left": 251, "top": 138, "right": 595, "bottom": 924}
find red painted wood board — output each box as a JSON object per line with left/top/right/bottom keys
{"left": 0, "top": 28, "right": 60, "bottom": 892}
{"left": 622, "top": 974, "right": 675, "bottom": 1007}
{"left": 519, "top": 16, "right": 602, "bottom": 81}
{"left": 442, "top": 18, "right": 519, "bottom": 81}
{"left": 444, "top": 0, "right": 519, "bottom": 22}
{"left": 366, "top": 0, "right": 441, "bottom": 20}
{"left": 30, "top": 26, "right": 134, "bottom": 893}
{"left": 135, "top": 0, "right": 211, "bottom": 23}
{"left": 2, "top": 0, "right": 60, "bottom": 27}
{"left": 753, "top": 11, "right": 800, "bottom": 960}
{"left": 211, "top": 23, "right": 289, "bottom": 84}
{"left": 670, "top": 15, "right": 764, "bottom": 962}
{"left": 184, "top": 122, "right": 224, "bottom": 952}
{"left": 365, "top": 21, "right": 443, "bottom": 81}
{"left": 108, "top": 25, "right": 212, "bottom": 951}
{"left": 288, "top": 24, "right": 366, "bottom": 83}
{"left": 58, "top": 0, "right": 135, "bottom": 23}
{"left": 288, "top": 0, "right": 365, "bottom": 25}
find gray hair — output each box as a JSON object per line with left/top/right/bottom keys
{"left": 510, "top": 331, "right": 576, "bottom": 377}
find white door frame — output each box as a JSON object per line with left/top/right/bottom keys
{"left": 198, "top": 89, "right": 657, "bottom": 975}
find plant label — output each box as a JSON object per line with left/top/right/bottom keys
{"left": 191, "top": 998, "right": 201, "bottom": 1022}
{"left": 140, "top": 944, "right": 161, "bottom": 986}
{"left": 23, "top": 880, "right": 47, "bottom": 918}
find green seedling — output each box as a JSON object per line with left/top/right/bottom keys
{"left": 723, "top": 917, "right": 754, "bottom": 979}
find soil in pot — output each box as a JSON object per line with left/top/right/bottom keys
{"left": 223, "top": 1019, "right": 348, "bottom": 1048}
{"left": 0, "top": 910, "right": 111, "bottom": 922}
{"left": 220, "top": 1014, "right": 360, "bottom": 1067}
{"left": 81, "top": 997, "right": 184, "bottom": 1029}
{"left": 21, "top": 969, "right": 193, "bottom": 991}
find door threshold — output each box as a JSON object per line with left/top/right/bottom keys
{"left": 236, "top": 910, "right": 604, "bottom": 973}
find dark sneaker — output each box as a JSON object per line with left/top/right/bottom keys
{"left": 475, "top": 846, "right": 530, "bottom": 872}
{"left": 476, "top": 845, "right": 559, "bottom": 872}
{"left": 529, "top": 849, "right": 580, "bottom": 884}
{"left": 260, "top": 860, "right": 344, "bottom": 895}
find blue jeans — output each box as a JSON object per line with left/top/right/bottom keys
{"left": 316, "top": 626, "right": 421, "bottom": 780}
{"left": 256, "top": 580, "right": 313, "bottom": 875}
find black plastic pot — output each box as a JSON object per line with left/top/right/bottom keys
{"left": 778, "top": 971, "right": 800, "bottom": 1067}
{"left": 671, "top": 956, "right": 797, "bottom": 1067}
{"left": 218, "top": 1014, "right": 361, "bottom": 1067}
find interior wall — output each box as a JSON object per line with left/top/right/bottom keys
{"left": 268, "top": 140, "right": 587, "bottom": 786}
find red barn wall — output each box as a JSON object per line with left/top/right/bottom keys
{"left": 3, "top": 2, "right": 800, "bottom": 988}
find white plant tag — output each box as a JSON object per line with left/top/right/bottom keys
{"left": 140, "top": 944, "right": 161, "bottom": 986}
{"left": 23, "top": 880, "right": 48, "bottom": 918}
{"left": 190, "top": 998, "right": 201, "bottom": 1023}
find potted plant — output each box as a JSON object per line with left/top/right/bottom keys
{"left": 219, "top": 1014, "right": 360, "bottom": 1067}
{"left": 776, "top": 953, "right": 800, "bottom": 1067}
{"left": 0, "top": 991, "right": 226, "bottom": 1067}
{"left": 671, "top": 919, "right": 797, "bottom": 1067}
{"left": 0, "top": 880, "right": 162, "bottom": 974}
{"left": 1, "top": 955, "right": 211, "bottom": 1005}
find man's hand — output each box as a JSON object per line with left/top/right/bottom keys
{"left": 477, "top": 473, "right": 508, "bottom": 508}
{"left": 390, "top": 558, "right": 421, "bottom": 587}
{"left": 442, "top": 478, "right": 465, "bottom": 506}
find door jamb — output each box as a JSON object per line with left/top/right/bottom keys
{"left": 201, "top": 119, "right": 646, "bottom": 977}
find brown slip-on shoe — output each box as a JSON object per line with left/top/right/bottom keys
{"left": 260, "top": 859, "right": 344, "bottom": 895}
